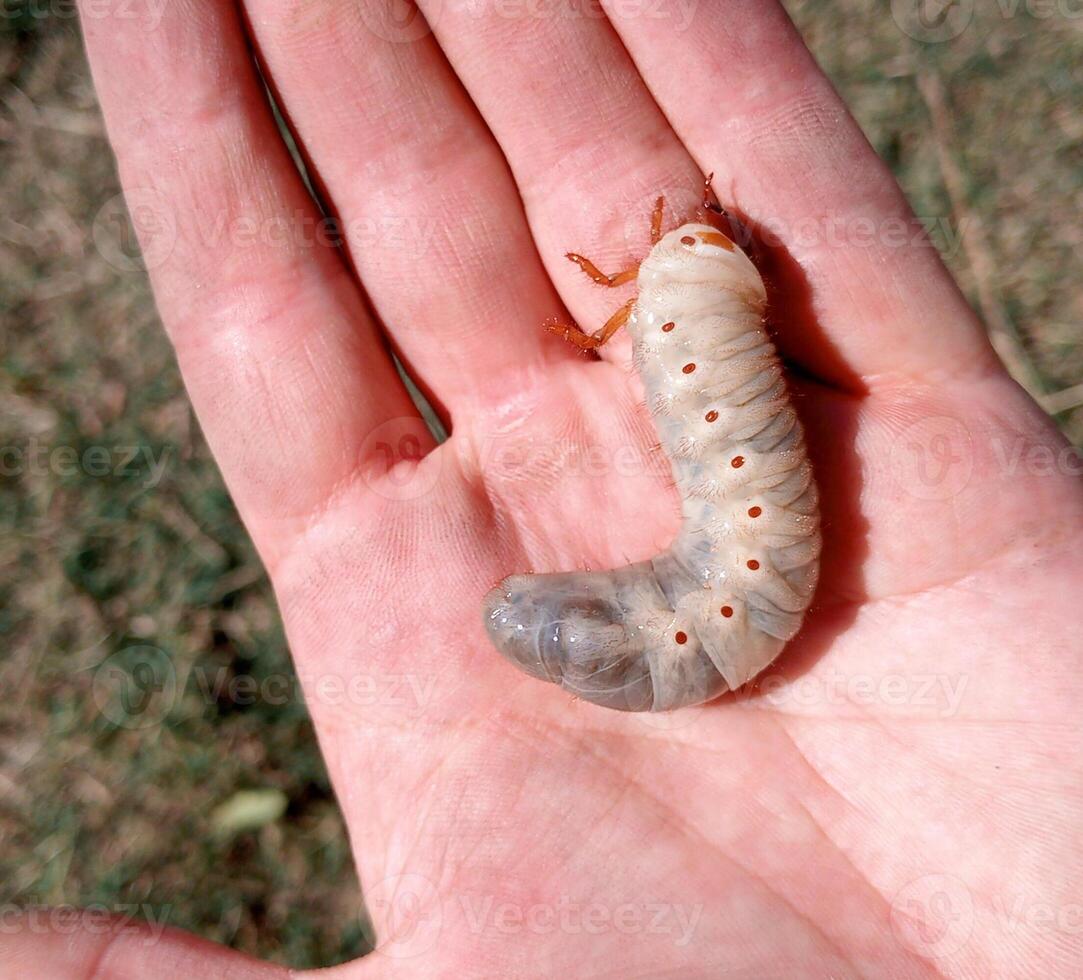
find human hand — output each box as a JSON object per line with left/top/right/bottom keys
{"left": 11, "top": 2, "right": 1082, "bottom": 977}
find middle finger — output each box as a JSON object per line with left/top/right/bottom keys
{"left": 419, "top": 0, "right": 709, "bottom": 365}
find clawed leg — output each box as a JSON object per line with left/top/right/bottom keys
{"left": 565, "top": 192, "right": 668, "bottom": 289}
{"left": 548, "top": 195, "right": 661, "bottom": 350}
{"left": 547, "top": 297, "right": 635, "bottom": 351}
{"left": 697, "top": 172, "right": 737, "bottom": 246}
{"left": 702, "top": 172, "right": 726, "bottom": 217}
{"left": 650, "top": 195, "right": 665, "bottom": 244}
{"left": 565, "top": 252, "right": 639, "bottom": 288}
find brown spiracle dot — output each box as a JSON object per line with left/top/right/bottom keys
{"left": 680, "top": 235, "right": 696, "bottom": 246}
{"left": 661, "top": 321, "right": 675, "bottom": 333}
{"left": 720, "top": 606, "right": 734, "bottom": 618}
{"left": 674, "top": 631, "right": 688, "bottom": 645}
{"left": 682, "top": 363, "right": 696, "bottom": 374}
{"left": 748, "top": 506, "right": 762, "bottom": 518}
{"left": 746, "top": 559, "right": 760, "bottom": 571}
{"left": 705, "top": 410, "right": 718, "bottom": 423}
{"left": 731, "top": 456, "right": 745, "bottom": 469}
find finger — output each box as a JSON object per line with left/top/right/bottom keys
{"left": 0, "top": 913, "right": 289, "bottom": 980}
{"left": 417, "top": 0, "right": 708, "bottom": 371}
{"left": 602, "top": 0, "right": 1001, "bottom": 385}
{"left": 239, "top": 0, "right": 580, "bottom": 414}
{"left": 78, "top": 0, "right": 424, "bottom": 569}
{"left": 0, "top": 911, "right": 418, "bottom": 979}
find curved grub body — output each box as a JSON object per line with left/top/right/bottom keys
{"left": 484, "top": 223, "right": 821, "bottom": 712}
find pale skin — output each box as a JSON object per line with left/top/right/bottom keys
{"left": 14, "top": 2, "right": 1083, "bottom": 977}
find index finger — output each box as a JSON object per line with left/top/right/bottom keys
{"left": 78, "top": 0, "right": 425, "bottom": 570}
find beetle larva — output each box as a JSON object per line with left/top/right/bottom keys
{"left": 483, "top": 192, "right": 821, "bottom": 712}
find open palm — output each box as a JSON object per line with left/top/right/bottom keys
{"left": 14, "top": 2, "right": 1082, "bottom": 978}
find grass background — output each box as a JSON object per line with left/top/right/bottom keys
{"left": 1, "top": 0, "right": 1080, "bottom": 969}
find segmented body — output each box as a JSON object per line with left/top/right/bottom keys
{"left": 484, "top": 223, "right": 821, "bottom": 712}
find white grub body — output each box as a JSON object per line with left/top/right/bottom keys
{"left": 484, "top": 223, "right": 821, "bottom": 712}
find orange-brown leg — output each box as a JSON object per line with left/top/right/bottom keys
{"left": 698, "top": 172, "right": 736, "bottom": 244}
{"left": 549, "top": 195, "right": 660, "bottom": 350}
{"left": 546, "top": 297, "right": 635, "bottom": 351}
{"left": 566, "top": 194, "right": 667, "bottom": 288}
{"left": 565, "top": 252, "right": 639, "bottom": 288}
{"left": 702, "top": 172, "right": 728, "bottom": 218}
{"left": 594, "top": 296, "right": 636, "bottom": 345}
{"left": 650, "top": 195, "right": 665, "bottom": 244}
